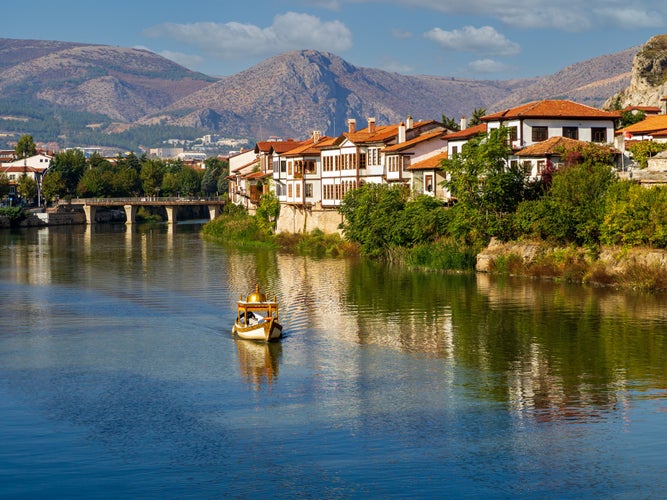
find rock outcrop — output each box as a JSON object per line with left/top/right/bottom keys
{"left": 605, "top": 34, "right": 667, "bottom": 110}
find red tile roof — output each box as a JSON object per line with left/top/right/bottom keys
{"left": 442, "top": 123, "right": 487, "bottom": 140}
{"left": 617, "top": 115, "right": 667, "bottom": 137}
{"left": 282, "top": 136, "right": 336, "bottom": 156}
{"left": 407, "top": 151, "right": 448, "bottom": 170}
{"left": 483, "top": 100, "right": 620, "bottom": 121}
{"left": 384, "top": 130, "right": 444, "bottom": 152}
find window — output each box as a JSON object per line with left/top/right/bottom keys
{"left": 288, "top": 184, "right": 292, "bottom": 198}
{"left": 288, "top": 161, "right": 293, "bottom": 175}
{"left": 563, "top": 127, "right": 578, "bottom": 139}
{"left": 425, "top": 175, "right": 433, "bottom": 193}
{"left": 296, "top": 183, "right": 301, "bottom": 198}
{"left": 532, "top": 126, "right": 548, "bottom": 142}
{"left": 451, "top": 145, "right": 458, "bottom": 155}
{"left": 280, "top": 160, "right": 286, "bottom": 173}
{"left": 508, "top": 126, "right": 518, "bottom": 143}
{"left": 592, "top": 128, "right": 607, "bottom": 143}
{"left": 537, "top": 160, "right": 546, "bottom": 174}
{"left": 305, "top": 183, "right": 313, "bottom": 198}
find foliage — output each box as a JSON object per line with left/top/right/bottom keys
{"left": 41, "top": 170, "right": 66, "bottom": 202}
{"left": 51, "top": 149, "right": 87, "bottom": 195}
{"left": 255, "top": 190, "right": 281, "bottom": 233}
{"left": 140, "top": 159, "right": 165, "bottom": 196}
{"left": 0, "top": 206, "right": 25, "bottom": 222}
{"left": 620, "top": 110, "right": 645, "bottom": 128}
{"left": 441, "top": 126, "right": 526, "bottom": 243}
{"left": 627, "top": 141, "right": 667, "bottom": 169}
{"left": 201, "top": 157, "right": 228, "bottom": 195}
{"left": 15, "top": 134, "right": 37, "bottom": 158}
{"left": 406, "top": 237, "right": 477, "bottom": 270}
{"left": 276, "top": 229, "right": 360, "bottom": 258}
{"left": 441, "top": 114, "right": 460, "bottom": 131}
{"left": 601, "top": 182, "right": 667, "bottom": 248}
{"left": 17, "top": 175, "right": 37, "bottom": 202}
{"left": 0, "top": 173, "right": 9, "bottom": 198}
{"left": 468, "top": 107, "right": 487, "bottom": 127}
{"left": 201, "top": 205, "right": 276, "bottom": 248}
{"left": 338, "top": 183, "right": 411, "bottom": 257}
{"left": 514, "top": 161, "right": 617, "bottom": 246}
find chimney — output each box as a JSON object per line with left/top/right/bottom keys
{"left": 406, "top": 115, "right": 413, "bottom": 130}
{"left": 312, "top": 130, "right": 321, "bottom": 143}
{"left": 348, "top": 118, "right": 356, "bottom": 134}
{"left": 368, "top": 117, "right": 376, "bottom": 133}
{"left": 398, "top": 122, "right": 406, "bottom": 143}
{"left": 460, "top": 116, "right": 467, "bottom": 131}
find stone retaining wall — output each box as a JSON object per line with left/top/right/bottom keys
{"left": 276, "top": 205, "right": 344, "bottom": 235}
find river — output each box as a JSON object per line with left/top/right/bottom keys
{"left": 1, "top": 223, "right": 666, "bottom": 498}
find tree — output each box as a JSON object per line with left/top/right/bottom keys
{"left": 41, "top": 170, "right": 66, "bottom": 204}
{"left": 441, "top": 114, "right": 460, "bottom": 132}
{"left": 0, "top": 173, "right": 9, "bottom": 199}
{"left": 255, "top": 191, "right": 281, "bottom": 233}
{"left": 140, "top": 159, "right": 165, "bottom": 196}
{"left": 441, "top": 126, "right": 526, "bottom": 242}
{"left": 468, "top": 107, "right": 487, "bottom": 127}
{"left": 51, "top": 149, "right": 87, "bottom": 196}
{"left": 177, "top": 167, "right": 202, "bottom": 196}
{"left": 15, "top": 134, "right": 37, "bottom": 159}
{"left": 201, "top": 157, "right": 226, "bottom": 195}
{"left": 17, "top": 175, "right": 37, "bottom": 204}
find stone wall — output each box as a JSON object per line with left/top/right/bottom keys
{"left": 276, "top": 205, "right": 344, "bottom": 234}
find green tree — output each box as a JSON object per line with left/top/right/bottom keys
{"left": 41, "top": 170, "right": 66, "bottom": 204}
{"left": 441, "top": 126, "right": 525, "bottom": 241}
{"left": 15, "top": 134, "right": 37, "bottom": 159}
{"left": 17, "top": 175, "right": 37, "bottom": 203}
{"left": 201, "top": 157, "right": 226, "bottom": 195}
{"left": 441, "top": 114, "right": 460, "bottom": 132}
{"left": 140, "top": 159, "right": 165, "bottom": 196}
{"left": 627, "top": 141, "right": 667, "bottom": 169}
{"left": 339, "top": 183, "right": 410, "bottom": 257}
{"left": 255, "top": 190, "right": 281, "bottom": 233}
{"left": 177, "top": 167, "right": 202, "bottom": 196}
{"left": 468, "top": 107, "right": 487, "bottom": 127}
{"left": 0, "top": 173, "right": 9, "bottom": 199}
{"left": 51, "top": 149, "right": 87, "bottom": 196}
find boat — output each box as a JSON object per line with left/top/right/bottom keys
{"left": 231, "top": 285, "right": 283, "bottom": 341}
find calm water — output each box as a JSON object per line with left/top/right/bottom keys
{"left": 1, "top": 223, "right": 667, "bottom": 498}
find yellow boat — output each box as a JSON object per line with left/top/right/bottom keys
{"left": 231, "top": 285, "right": 283, "bottom": 342}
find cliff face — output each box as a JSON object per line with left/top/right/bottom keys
{"left": 605, "top": 34, "right": 667, "bottom": 109}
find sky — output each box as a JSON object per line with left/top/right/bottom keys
{"left": 3, "top": 1, "right": 666, "bottom": 80}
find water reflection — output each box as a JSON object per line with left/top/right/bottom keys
{"left": 235, "top": 339, "right": 282, "bottom": 389}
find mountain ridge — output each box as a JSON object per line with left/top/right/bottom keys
{"left": 0, "top": 37, "right": 640, "bottom": 147}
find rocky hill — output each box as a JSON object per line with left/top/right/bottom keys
{"left": 605, "top": 34, "right": 667, "bottom": 110}
{"left": 0, "top": 37, "right": 643, "bottom": 147}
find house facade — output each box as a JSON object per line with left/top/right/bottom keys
{"left": 1, "top": 154, "right": 52, "bottom": 205}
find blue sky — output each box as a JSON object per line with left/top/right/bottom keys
{"left": 4, "top": 1, "right": 666, "bottom": 79}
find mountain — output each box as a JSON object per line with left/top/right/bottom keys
{"left": 0, "top": 37, "right": 640, "bottom": 148}
{"left": 605, "top": 34, "right": 667, "bottom": 110}
{"left": 151, "top": 48, "right": 635, "bottom": 139}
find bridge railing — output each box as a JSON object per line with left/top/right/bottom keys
{"left": 59, "top": 196, "right": 225, "bottom": 205}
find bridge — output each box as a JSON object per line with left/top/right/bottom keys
{"left": 71, "top": 197, "right": 225, "bottom": 224}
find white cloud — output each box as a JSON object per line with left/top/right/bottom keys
{"left": 143, "top": 12, "right": 353, "bottom": 60}
{"left": 424, "top": 26, "right": 520, "bottom": 56}
{"left": 595, "top": 7, "right": 663, "bottom": 28}
{"left": 468, "top": 59, "right": 511, "bottom": 74}
{"left": 157, "top": 50, "right": 204, "bottom": 69}
{"left": 350, "top": 0, "right": 667, "bottom": 31}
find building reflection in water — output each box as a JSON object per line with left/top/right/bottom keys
{"left": 235, "top": 339, "right": 282, "bottom": 390}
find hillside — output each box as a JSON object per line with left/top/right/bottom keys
{"left": 0, "top": 37, "right": 641, "bottom": 148}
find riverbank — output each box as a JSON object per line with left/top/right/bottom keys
{"left": 477, "top": 238, "right": 667, "bottom": 291}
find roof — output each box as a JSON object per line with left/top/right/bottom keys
{"left": 483, "top": 100, "right": 620, "bottom": 121}
{"left": 515, "top": 136, "right": 586, "bottom": 156}
{"left": 384, "top": 129, "right": 444, "bottom": 152}
{"left": 442, "top": 123, "right": 487, "bottom": 140}
{"left": 231, "top": 158, "right": 259, "bottom": 173}
{"left": 617, "top": 115, "right": 667, "bottom": 137}
{"left": 343, "top": 120, "right": 436, "bottom": 145}
{"left": 282, "top": 136, "right": 336, "bottom": 157}
{"left": 515, "top": 136, "right": 621, "bottom": 157}
{"left": 407, "top": 151, "right": 448, "bottom": 170}
{"left": 255, "top": 139, "right": 303, "bottom": 154}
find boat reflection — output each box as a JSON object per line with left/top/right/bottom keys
{"left": 235, "top": 338, "right": 282, "bottom": 389}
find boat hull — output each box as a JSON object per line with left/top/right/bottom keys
{"left": 232, "top": 318, "right": 283, "bottom": 342}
